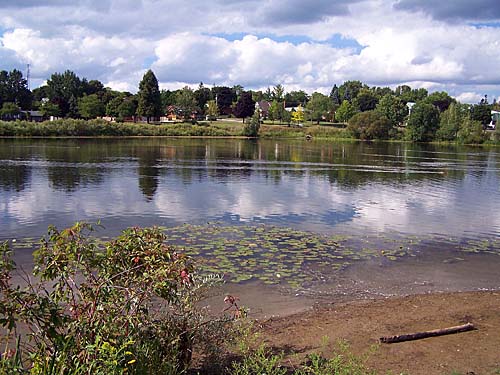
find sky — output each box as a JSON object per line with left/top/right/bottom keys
{"left": 0, "top": 0, "right": 499, "bottom": 103}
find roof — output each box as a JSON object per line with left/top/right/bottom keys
{"left": 25, "top": 110, "right": 43, "bottom": 117}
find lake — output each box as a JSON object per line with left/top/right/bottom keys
{"left": 1, "top": 138, "right": 499, "bottom": 309}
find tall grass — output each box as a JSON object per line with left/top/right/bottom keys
{"left": 0, "top": 119, "right": 354, "bottom": 140}
{"left": 0, "top": 119, "right": 242, "bottom": 137}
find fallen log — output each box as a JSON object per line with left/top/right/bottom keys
{"left": 380, "top": 322, "right": 475, "bottom": 344}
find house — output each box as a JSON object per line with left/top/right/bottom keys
{"left": 488, "top": 110, "right": 500, "bottom": 130}
{"left": 256, "top": 101, "right": 271, "bottom": 118}
{"left": 24, "top": 111, "right": 44, "bottom": 122}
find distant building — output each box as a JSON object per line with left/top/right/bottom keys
{"left": 26, "top": 111, "right": 44, "bottom": 122}
{"left": 256, "top": 101, "right": 271, "bottom": 118}
{"left": 406, "top": 102, "right": 416, "bottom": 113}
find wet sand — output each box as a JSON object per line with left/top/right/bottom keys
{"left": 207, "top": 250, "right": 500, "bottom": 374}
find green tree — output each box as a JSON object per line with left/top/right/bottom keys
{"left": 194, "top": 82, "right": 211, "bottom": 113}
{"left": 272, "top": 84, "right": 285, "bottom": 102}
{"left": 268, "top": 100, "right": 281, "bottom": 124}
{"left": 424, "top": 91, "right": 454, "bottom": 112}
{"left": 405, "top": 102, "right": 440, "bottom": 141}
{"left": 82, "top": 79, "right": 105, "bottom": 97}
{"left": 233, "top": 91, "right": 255, "bottom": 122}
{"left": 0, "top": 102, "right": 21, "bottom": 120}
{"left": 263, "top": 87, "right": 272, "bottom": 101}
{"left": 206, "top": 99, "right": 218, "bottom": 121}
{"left": 175, "top": 86, "right": 198, "bottom": 121}
{"left": 396, "top": 85, "right": 428, "bottom": 103}
{"left": 347, "top": 110, "right": 392, "bottom": 140}
{"left": 46, "top": 70, "right": 84, "bottom": 117}
{"left": 354, "top": 88, "right": 378, "bottom": 112}
{"left": 78, "top": 94, "right": 105, "bottom": 119}
{"left": 243, "top": 108, "right": 261, "bottom": 137}
{"left": 284, "top": 90, "right": 308, "bottom": 107}
{"left": 117, "top": 97, "right": 137, "bottom": 119}
{"left": 457, "top": 117, "right": 486, "bottom": 144}
{"left": 282, "top": 109, "right": 292, "bottom": 125}
{"left": 40, "top": 100, "right": 61, "bottom": 117}
{"left": 471, "top": 100, "right": 492, "bottom": 127}
{"left": 306, "top": 92, "right": 333, "bottom": 124}
{"left": 329, "top": 84, "right": 341, "bottom": 106}
{"left": 0, "top": 69, "right": 32, "bottom": 109}
{"left": 339, "top": 80, "right": 365, "bottom": 103}
{"left": 160, "top": 89, "right": 176, "bottom": 107}
{"left": 335, "top": 100, "right": 357, "bottom": 123}
{"left": 106, "top": 96, "right": 124, "bottom": 117}
{"left": 375, "top": 94, "right": 408, "bottom": 127}
{"left": 137, "top": 69, "right": 162, "bottom": 123}
{"left": 436, "top": 102, "right": 466, "bottom": 141}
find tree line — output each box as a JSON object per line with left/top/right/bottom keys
{"left": 0, "top": 68, "right": 498, "bottom": 142}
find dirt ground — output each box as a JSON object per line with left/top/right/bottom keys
{"left": 257, "top": 291, "right": 500, "bottom": 375}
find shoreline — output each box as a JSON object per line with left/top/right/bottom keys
{"left": 256, "top": 290, "right": 500, "bottom": 375}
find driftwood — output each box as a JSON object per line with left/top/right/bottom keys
{"left": 380, "top": 322, "right": 475, "bottom": 344}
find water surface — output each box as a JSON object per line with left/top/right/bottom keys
{"left": 1, "top": 138, "right": 499, "bottom": 243}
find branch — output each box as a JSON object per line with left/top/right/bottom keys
{"left": 380, "top": 322, "right": 475, "bottom": 344}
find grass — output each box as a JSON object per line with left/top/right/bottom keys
{"left": 0, "top": 118, "right": 353, "bottom": 140}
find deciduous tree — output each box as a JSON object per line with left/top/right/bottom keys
{"left": 348, "top": 110, "right": 392, "bottom": 140}
{"left": 78, "top": 94, "right": 105, "bottom": 119}
{"left": 436, "top": 102, "right": 466, "bottom": 141}
{"left": 175, "top": 86, "right": 198, "bottom": 120}
{"left": 405, "top": 102, "right": 440, "bottom": 141}
{"left": 375, "top": 94, "right": 408, "bottom": 127}
{"left": 46, "top": 70, "right": 84, "bottom": 117}
{"left": 291, "top": 105, "right": 304, "bottom": 124}
{"left": 0, "top": 69, "right": 32, "bottom": 109}
{"left": 306, "top": 92, "right": 333, "bottom": 123}
{"left": 233, "top": 91, "right": 255, "bottom": 122}
{"left": 206, "top": 99, "right": 218, "bottom": 121}
{"left": 335, "top": 100, "right": 357, "bottom": 123}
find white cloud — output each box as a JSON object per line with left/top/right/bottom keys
{"left": 455, "top": 92, "right": 484, "bottom": 104}
{"left": 0, "top": 0, "right": 499, "bottom": 98}
{"left": 0, "top": 27, "right": 152, "bottom": 90}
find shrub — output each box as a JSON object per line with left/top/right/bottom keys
{"left": 457, "top": 117, "right": 487, "bottom": 144}
{"left": 347, "top": 111, "right": 392, "bottom": 140}
{"left": 0, "top": 223, "right": 230, "bottom": 374}
{"left": 242, "top": 109, "right": 260, "bottom": 137}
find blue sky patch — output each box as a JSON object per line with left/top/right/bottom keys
{"left": 470, "top": 21, "right": 500, "bottom": 28}
{"left": 142, "top": 56, "right": 157, "bottom": 69}
{"left": 208, "top": 32, "right": 363, "bottom": 53}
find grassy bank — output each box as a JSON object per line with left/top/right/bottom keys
{"left": 0, "top": 119, "right": 352, "bottom": 140}
{"left": 0, "top": 119, "right": 242, "bottom": 137}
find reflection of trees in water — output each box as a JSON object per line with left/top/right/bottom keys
{"left": 136, "top": 145, "right": 162, "bottom": 201}
{"left": 1, "top": 138, "right": 497, "bottom": 195}
{"left": 0, "top": 165, "right": 31, "bottom": 192}
{"left": 47, "top": 166, "right": 104, "bottom": 192}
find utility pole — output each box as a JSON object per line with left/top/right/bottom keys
{"left": 26, "top": 63, "right": 30, "bottom": 90}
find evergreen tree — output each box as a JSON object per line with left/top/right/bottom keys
{"left": 243, "top": 108, "right": 261, "bottom": 137}
{"left": 329, "top": 84, "right": 341, "bottom": 106}
{"left": 137, "top": 70, "right": 162, "bottom": 123}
